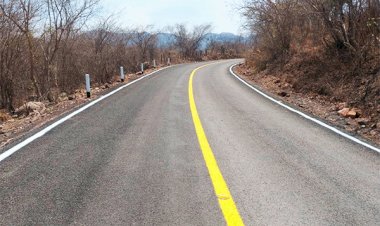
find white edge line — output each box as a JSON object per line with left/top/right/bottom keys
{"left": 0, "top": 66, "right": 173, "bottom": 163}
{"left": 229, "top": 63, "right": 380, "bottom": 154}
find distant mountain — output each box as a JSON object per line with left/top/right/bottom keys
{"left": 84, "top": 30, "right": 246, "bottom": 49}
{"left": 157, "top": 32, "right": 247, "bottom": 49}
{"left": 204, "top": 32, "right": 244, "bottom": 43}
{"left": 157, "top": 33, "right": 176, "bottom": 48}
{"left": 202, "top": 33, "right": 247, "bottom": 49}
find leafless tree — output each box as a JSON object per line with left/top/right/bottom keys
{"left": 171, "top": 23, "right": 212, "bottom": 60}
{"left": 0, "top": 3, "right": 25, "bottom": 110}
{"left": 305, "top": 0, "right": 380, "bottom": 61}
{"left": 205, "top": 37, "right": 247, "bottom": 60}
{"left": 0, "top": 1, "right": 217, "bottom": 112}
{"left": 0, "top": 0, "right": 41, "bottom": 97}
{"left": 39, "top": 0, "right": 99, "bottom": 97}
{"left": 131, "top": 25, "right": 158, "bottom": 63}
{"left": 241, "top": 0, "right": 380, "bottom": 69}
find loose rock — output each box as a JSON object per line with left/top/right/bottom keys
{"left": 58, "top": 92, "right": 68, "bottom": 101}
{"left": 338, "top": 108, "right": 350, "bottom": 117}
{"left": 351, "top": 108, "right": 362, "bottom": 117}
{"left": 68, "top": 95, "right": 75, "bottom": 100}
{"left": 347, "top": 110, "right": 358, "bottom": 118}
{"left": 16, "top": 102, "right": 46, "bottom": 115}
{"left": 346, "top": 118, "right": 359, "bottom": 127}
{"left": 336, "top": 102, "right": 347, "bottom": 111}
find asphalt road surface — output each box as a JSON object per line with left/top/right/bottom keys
{"left": 0, "top": 60, "right": 379, "bottom": 225}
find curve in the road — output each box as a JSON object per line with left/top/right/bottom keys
{"left": 1, "top": 60, "right": 379, "bottom": 225}
{"left": 229, "top": 64, "right": 380, "bottom": 154}
{"left": 189, "top": 63, "right": 245, "bottom": 226}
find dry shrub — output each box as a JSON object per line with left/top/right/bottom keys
{"left": 205, "top": 39, "right": 247, "bottom": 60}
{"left": 0, "top": 110, "right": 11, "bottom": 122}
{"left": 0, "top": 1, "right": 182, "bottom": 111}
{"left": 241, "top": 0, "right": 380, "bottom": 109}
{"left": 242, "top": 0, "right": 380, "bottom": 72}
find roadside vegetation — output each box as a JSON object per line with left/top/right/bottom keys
{"left": 240, "top": 0, "right": 380, "bottom": 143}
{"left": 0, "top": 0, "right": 246, "bottom": 112}
{"left": 0, "top": 0, "right": 246, "bottom": 146}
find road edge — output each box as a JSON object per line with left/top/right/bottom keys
{"left": 0, "top": 66, "right": 173, "bottom": 163}
{"left": 229, "top": 63, "right": 380, "bottom": 154}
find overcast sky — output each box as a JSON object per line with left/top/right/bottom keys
{"left": 98, "top": 0, "right": 245, "bottom": 34}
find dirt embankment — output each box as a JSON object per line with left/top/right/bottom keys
{"left": 235, "top": 55, "right": 380, "bottom": 146}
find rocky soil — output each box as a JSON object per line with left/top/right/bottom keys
{"left": 234, "top": 63, "right": 380, "bottom": 146}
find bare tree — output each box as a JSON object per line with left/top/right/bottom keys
{"left": 0, "top": 3, "right": 26, "bottom": 110}
{"left": 87, "top": 16, "right": 121, "bottom": 83}
{"left": 242, "top": 0, "right": 380, "bottom": 63}
{"left": 0, "top": 0, "right": 41, "bottom": 97}
{"left": 39, "top": 0, "right": 99, "bottom": 97}
{"left": 205, "top": 37, "right": 247, "bottom": 60}
{"left": 131, "top": 25, "right": 158, "bottom": 63}
{"left": 0, "top": 1, "right": 215, "bottom": 113}
{"left": 171, "top": 23, "right": 212, "bottom": 60}
{"left": 305, "top": 0, "right": 380, "bottom": 61}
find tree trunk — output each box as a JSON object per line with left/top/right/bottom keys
{"left": 26, "top": 34, "right": 41, "bottom": 98}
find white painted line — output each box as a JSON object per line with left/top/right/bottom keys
{"left": 229, "top": 64, "right": 380, "bottom": 154}
{"left": 0, "top": 66, "right": 173, "bottom": 163}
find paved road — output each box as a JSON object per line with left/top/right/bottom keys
{"left": 0, "top": 60, "right": 379, "bottom": 225}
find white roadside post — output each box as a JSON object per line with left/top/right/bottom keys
{"left": 85, "top": 74, "right": 91, "bottom": 98}
{"left": 141, "top": 63, "right": 144, "bottom": 74}
{"left": 120, "top": 66, "right": 125, "bottom": 82}
{"left": 153, "top": 59, "right": 156, "bottom": 68}
{"left": 167, "top": 57, "right": 171, "bottom": 65}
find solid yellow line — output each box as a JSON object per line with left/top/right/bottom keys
{"left": 188, "top": 64, "right": 245, "bottom": 226}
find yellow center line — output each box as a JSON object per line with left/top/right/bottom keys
{"left": 188, "top": 64, "right": 245, "bottom": 226}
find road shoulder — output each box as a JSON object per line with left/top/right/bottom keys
{"left": 232, "top": 63, "right": 380, "bottom": 153}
